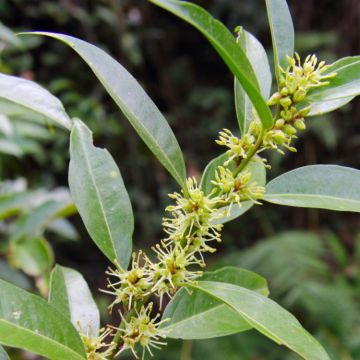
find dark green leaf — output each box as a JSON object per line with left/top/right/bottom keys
{"left": 264, "top": 165, "right": 360, "bottom": 212}
{"left": 147, "top": 0, "right": 274, "bottom": 129}
{"left": 193, "top": 281, "right": 330, "bottom": 359}
{"left": 69, "top": 119, "right": 133, "bottom": 267}
{"left": 22, "top": 32, "right": 187, "bottom": 187}
{"left": 162, "top": 267, "right": 268, "bottom": 339}
{"left": 0, "top": 279, "right": 86, "bottom": 360}
{"left": 49, "top": 265, "right": 100, "bottom": 336}
{"left": 265, "top": 0, "right": 294, "bottom": 84}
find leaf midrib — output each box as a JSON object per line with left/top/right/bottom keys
{"left": 0, "top": 319, "right": 85, "bottom": 360}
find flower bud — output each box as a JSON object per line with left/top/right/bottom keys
{"left": 293, "top": 87, "right": 306, "bottom": 102}
{"left": 279, "top": 97, "right": 292, "bottom": 108}
{"left": 283, "top": 124, "right": 297, "bottom": 136}
{"left": 294, "top": 119, "right": 306, "bottom": 130}
{"left": 274, "top": 119, "right": 285, "bottom": 129}
{"left": 267, "top": 92, "right": 281, "bottom": 106}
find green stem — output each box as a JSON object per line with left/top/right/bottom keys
{"left": 233, "top": 128, "right": 265, "bottom": 176}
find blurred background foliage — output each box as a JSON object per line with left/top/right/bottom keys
{"left": 0, "top": 0, "right": 359, "bottom": 359}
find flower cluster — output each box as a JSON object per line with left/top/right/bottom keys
{"left": 80, "top": 52, "right": 336, "bottom": 360}
{"left": 78, "top": 325, "right": 115, "bottom": 360}
{"left": 114, "top": 303, "right": 168, "bottom": 360}
{"left": 265, "top": 53, "right": 336, "bottom": 153}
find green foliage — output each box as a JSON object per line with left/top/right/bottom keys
{"left": 264, "top": 165, "right": 360, "bottom": 212}
{"left": 162, "top": 267, "right": 269, "bottom": 339}
{"left": 0, "top": 0, "right": 359, "bottom": 359}
{"left": 69, "top": 119, "right": 133, "bottom": 267}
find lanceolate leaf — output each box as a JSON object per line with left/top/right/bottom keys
{"left": 192, "top": 281, "right": 330, "bottom": 360}
{"left": 148, "top": 0, "right": 274, "bottom": 129}
{"left": 162, "top": 267, "right": 268, "bottom": 339}
{"left": 0, "top": 279, "right": 86, "bottom": 360}
{"left": 201, "top": 154, "right": 266, "bottom": 224}
{"left": 300, "top": 56, "right": 360, "bottom": 115}
{"left": 69, "top": 119, "right": 133, "bottom": 267}
{"left": 235, "top": 28, "right": 272, "bottom": 134}
{"left": 49, "top": 265, "right": 100, "bottom": 337}
{"left": 264, "top": 165, "right": 360, "bottom": 212}
{"left": 22, "top": 32, "right": 186, "bottom": 188}
{"left": 0, "top": 73, "right": 71, "bottom": 130}
{"left": 265, "top": 0, "right": 294, "bottom": 84}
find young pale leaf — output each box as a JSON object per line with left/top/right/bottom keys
{"left": 162, "top": 267, "right": 268, "bottom": 339}
{"left": 265, "top": 0, "right": 294, "bottom": 84}
{"left": 10, "top": 194, "right": 76, "bottom": 242}
{"left": 235, "top": 29, "right": 272, "bottom": 134}
{"left": 0, "top": 191, "right": 35, "bottom": 220}
{"left": 300, "top": 56, "right": 360, "bottom": 116}
{"left": 192, "top": 281, "right": 330, "bottom": 360}
{"left": 201, "top": 154, "right": 266, "bottom": 224}
{"left": 0, "top": 21, "right": 21, "bottom": 47}
{"left": 0, "top": 345, "right": 10, "bottom": 360}
{"left": 10, "top": 236, "right": 54, "bottom": 277}
{"left": 264, "top": 165, "right": 360, "bottom": 212}
{"left": 49, "top": 265, "right": 100, "bottom": 337}
{"left": 148, "top": 0, "right": 274, "bottom": 129}
{"left": 0, "top": 73, "right": 71, "bottom": 130}
{"left": 0, "top": 279, "right": 86, "bottom": 360}
{"left": 69, "top": 119, "right": 133, "bottom": 267}
{"left": 22, "top": 32, "right": 186, "bottom": 188}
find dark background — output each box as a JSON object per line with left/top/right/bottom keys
{"left": 0, "top": 0, "right": 359, "bottom": 359}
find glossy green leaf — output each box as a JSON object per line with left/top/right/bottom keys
{"left": 148, "top": 0, "right": 274, "bottom": 129}
{"left": 300, "top": 56, "right": 360, "bottom": 116}
{"left": 235, "top": 28, "right": 272, "bottom": 134}
{"left": 69, "top": 119, "right": 133, "bottom": 266}
{"left": 193, "top": 281, "right": 330, "bottom": 360}
{"left": 201, "top": 154, "right": 266, "bottom": 224}
{"left": 0, "top": 73, "right": 71, "bottom": 130}
{"left": 264, "top": 165, "right": 360, "bottom": 212}
{"left": 0, "top": 279, "right": 86, "bottom": 360}
{"left": 23, "top": 32, "right": 186, "bottom": 187}
{"left": 162, "top": 267, "right": 268, "bottom": 339}
{"left": 0, "top": 345, "right": 10, "bottom": 360}
{"left": 10, "top": 236, "right": 54, "bottom": 277}
{"left": 265, "top": 0, "right": 294, "bottom": 84}
{"left": 49, "top": 265, "right": 100, "bottom": 337}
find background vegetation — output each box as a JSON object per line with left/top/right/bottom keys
{"left": 0, "top": 0, "right": 359, "bottom": 359}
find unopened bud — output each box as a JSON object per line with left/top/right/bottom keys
{"left": 283, "top": 124, "right": 297, "bottom": 136}
{"left": 267, "top": 92, "right": 281, "bottom": 106}
{"left": 274, "top": 119, "right": 285, "bottom": 129}
{"left": 293, "top": 87, "right": 306, "bottom": 102}
{"left": 279, "top": 97, "right": 292, "bottom": 108}
{"left": 294, "top": 119, "right": 306, "bottom": 130}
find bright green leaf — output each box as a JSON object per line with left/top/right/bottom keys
{"left": 22, "top": 32, "right": 187, "bottom": 187}
{"left": 193, "top": 281, "right": 330, "bottom": 360}
{"left": 0, "top": 279, "right": 86, "bottom": 360}
{"left": 162, "top": 267, "right": 268, "bottom": 339}
{"left": 265, "top": 0, "right": 294, "bottom": 84}
{"left": 300, "top": 56, "right": 360, "bottom": 116}
{"left": 0, "top": 73, "right": 71, "bottom": 130}
{"left": 264, "top": 165, "right": 360, "bottom": 212}
{"left": 69, "top": 119, "right": 133, "bottom": 267}
{"left": 49, "top": 265, "right": 100, "bottom": 337}
{"left": 147, "top": 0, "right": 274, "bottom": 129}
{"left": 235, "top": 28, "right": 272, "bottom": 134}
